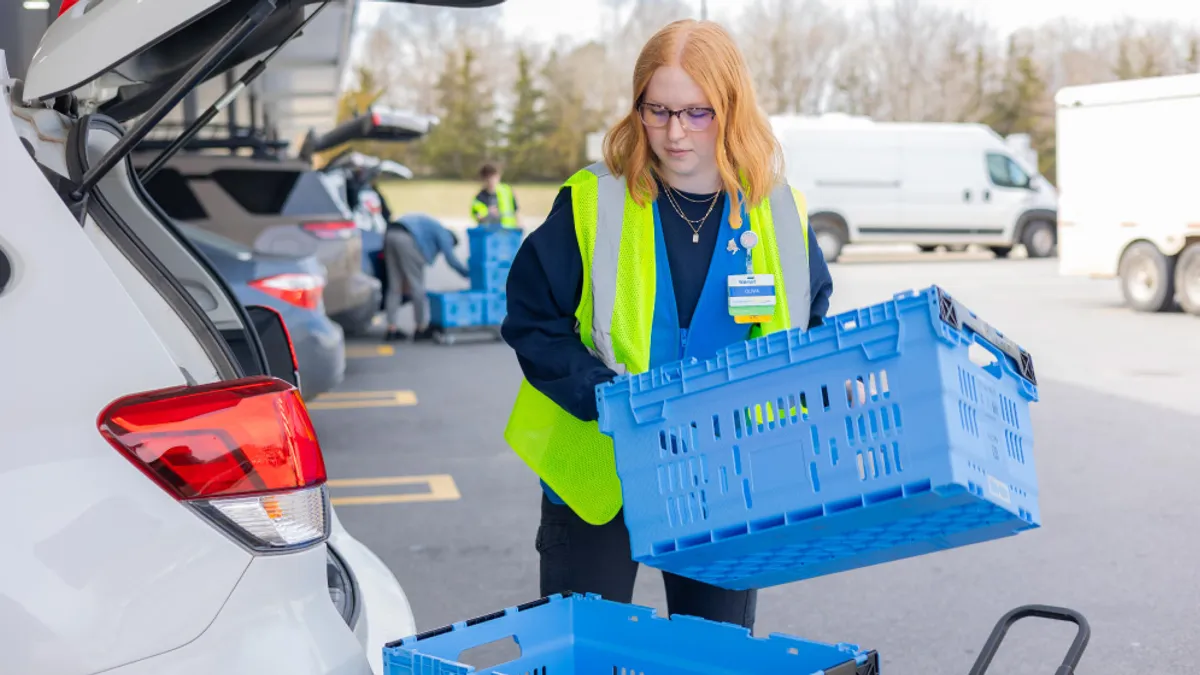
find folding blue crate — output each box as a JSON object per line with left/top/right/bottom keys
{"left": 597, "top": 286, "right": 1040, "bottom": 590}
{"left": 468, "top": 226, "right": 523, "bottom": 265}
{"left": 428, "top": 291, "right": 487, "bottom": 329}
{"left": 483, "top": 293, "right": 507, "bottom": 326}
{"left": 383, "top": 593, "right": 876, "bottom": 675}
{"left": 470, "top": 261, "right": 510, "bottom": 294}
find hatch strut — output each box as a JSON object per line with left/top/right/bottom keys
{"left": 68, "top": 0, "right": 278, "bottom": 201}
{"left": 140, "top": 0, "right": 333, "bottom": 183}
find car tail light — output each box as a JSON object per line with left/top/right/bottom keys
{"left": 250, "top": 273, "right": 324, "bottom": 310}
{"left": 302, "top": 220, "right": 356, "bottom": 240}
{"left": 58, "top": 0, "right": 81, "bottom": 16}
{"left": 98, "top": 377, "right": 329, "bottom": 552}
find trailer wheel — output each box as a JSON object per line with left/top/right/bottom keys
{"left": 1119, "top": 241, "right": 1176, "bottom": 313}
{"left": 1022, "top": 220, "right": 1057, "bottom": 258}
{"left": 810, "top": 215, "right": 847, "bottom": 263}
{"left": 990, "top": 246, "right": 1013, "bottom": 259}
{"left": 1174, "top": 242, "right": 1200, "bottom": 316}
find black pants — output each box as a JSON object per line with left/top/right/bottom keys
{"left": 536, "top": 493, "right": 757, "bottom": 630}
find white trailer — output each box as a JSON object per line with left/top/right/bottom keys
{"left": 1055, "top": 74, "right": 1200, "bottom": 315}
{"left": 770, "top": 114, "right": 1059, "bottom": 262}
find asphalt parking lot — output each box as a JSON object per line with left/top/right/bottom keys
{"left": 309, "top": 250, "right": 1200, "bottom": 674}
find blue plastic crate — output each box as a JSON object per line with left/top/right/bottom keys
{"left": 468, "top": 226, "right": 523, "bottom": 265}
{"left": 484, "top": 292, "right": 507, "bottom": 326}
{"left": 383, "top": 593, "right": 876, "bottom": 675}
{"left": 597, "top": 285, "right": 1040, "bottom": 591}
{"left": 470, "top": 261, "right": 510, "bottom": 293}
{"left": 428, "top": 291, "right": 487, "bottom": 329}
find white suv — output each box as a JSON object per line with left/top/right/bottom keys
{"left": 0, "top": 0, "right": 501, "bottom": 673}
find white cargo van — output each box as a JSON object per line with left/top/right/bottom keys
{"left": 1055, "top": 74, "right": 1200, "bottom": 316}
{"left": 771, "top": 115, "right": 1059, "bottom": 262}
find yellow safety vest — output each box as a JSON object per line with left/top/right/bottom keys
{"left": 472, "top": 183, "right": 518, "bottom": 228}
{"left": 504, "top": 162, "right": 812, "bottom": 525}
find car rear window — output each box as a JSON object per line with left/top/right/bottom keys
{"left": 143, "top": 168, "right": 208, "bottom": 221}
{"left": 174, "top": 221, "right": 253, "bottom": 257}
{"left": 209, "top": 168, "right": 348, "bottom": 218}
{"left": 211, "top": 169, "right": 303, "bottom": 215}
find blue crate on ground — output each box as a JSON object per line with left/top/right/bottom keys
{"left": 470, "top": 261, "right": 511, "bottom": 293}
{"left": 468, "top": 226, "right": 523, "bottom": 265}
{"left": 428, "top": 291, "right": 487, "bottom": 329}
{"left": 484, "top": 292, "right": 507, "bottom": 326}
{"left": 383, "top": 592, "right": 876, "bottom": 675}
{"left": 597, "top": 285, "right": 1040, "bottom": 591}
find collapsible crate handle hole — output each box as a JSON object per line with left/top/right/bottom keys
{"left": 968, "top": 340, "right": 1004, "bottom": 380}
{"left": 967, "top": 604, "right": 1090, "bottom": 675}
{"left": 458, "top": 635, "right": 523, "bottom": 670}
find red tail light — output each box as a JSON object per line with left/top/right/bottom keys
{"left": 302, "top": 220, "right": 356, "bottom": 240}
{"left": 99, "top": 377, "right": 329, "bottom": 551}
{"left": 58, "top": 0, "right": 81, "bottom": 16}
{"left": 250, "top": 273, "right": 324, "bottom": 310}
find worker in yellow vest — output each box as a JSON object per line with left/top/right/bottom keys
{"left": 499, "top": 20, "right": 833, "bottom": 629}
{"left": 471, "top": 163, "right": 518, "bottom": 227}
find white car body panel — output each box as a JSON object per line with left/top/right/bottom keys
{"left": 329, "top": 510, "right": 417, "bottom": 675}
{"left": 24, "top": 0, "right": 228, "bottom": 102}
{"left": 98, "top": 547, "right": 369, "bottom": 675}
{"left": 0, "top": 69, "right": 252, "bottom": 674}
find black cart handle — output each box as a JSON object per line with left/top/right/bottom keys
{"left": 968, "top": 604, "right": 1091, "bottom": 675}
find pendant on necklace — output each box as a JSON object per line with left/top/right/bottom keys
{"left": 692, "top": 232, "right": 700, "bottom": 244}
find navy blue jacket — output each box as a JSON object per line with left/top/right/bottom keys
{"left": 501, "top": 182, "right": 834, "bottom": 423}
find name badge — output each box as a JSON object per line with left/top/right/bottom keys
{"left": 728, "top": 273, "right": 776, "bottom": 324}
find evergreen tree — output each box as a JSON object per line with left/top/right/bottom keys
{"left": 983, "top": 37, "right": 1055, "bottom": 181}
{"left": 504, "top": 48, "right": 551, "bottom": 182}
{"left": 422, "top": 47, "right": 498, "bottom": 179}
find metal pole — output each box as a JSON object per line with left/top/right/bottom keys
{"left": 700, "top": 0, "right": 707, "bottom": 20}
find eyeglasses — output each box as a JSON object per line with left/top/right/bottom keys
{"left": 638, "top": 103, "right": 716, "bottom": 132}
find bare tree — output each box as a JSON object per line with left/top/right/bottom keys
{"left": 737, "top": 0, "right": 847, "bottom": 115}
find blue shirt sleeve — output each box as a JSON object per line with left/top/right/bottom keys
{"left": 806, "top": 225, "right": 834, "bottom": 328}
{"left": 439, "top": 229, "right": 470, "bottom": 278}
{"left": 501, "top": 187, "right": 618, "bottom": 422}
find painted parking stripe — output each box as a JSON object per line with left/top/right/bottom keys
{"left": 307, "top": 390, "right": 417, "bottom": 410}
{"left": 345, "top": 345, "right": 395, "bottom": 358}
{"left": 327, "top": 474, "right": 460, "bottom": 506}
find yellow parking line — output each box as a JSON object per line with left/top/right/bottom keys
{"left": 328, "top": 474, "right": 460, "bottom": 506}
{"left": 307, "top": 390, "right": 417, "bottom": 410}
{"left": 345, "top": 345, "right": 395, "bottom": 358}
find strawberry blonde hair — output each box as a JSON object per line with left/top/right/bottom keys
{"left": 601, "top": 19, "right": 784, "bottom": 228}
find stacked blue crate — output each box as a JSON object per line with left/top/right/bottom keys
{"left": 428, "top": 227, "right": 522, "bottom": 331}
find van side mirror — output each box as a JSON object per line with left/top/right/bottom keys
{"left": 245, "top": 305, "right": 301, "bottom": 390}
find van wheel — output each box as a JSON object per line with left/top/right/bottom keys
{"left": 1022, "top": 221, "right": 1057, "bottom": 258}
{"left": 1119, "top": 241, "right": 1176, "bottom": 312}
{"left": 918, "top": 245, "right": 937, "bottom": 253}
{"left": 990, "top": 246, "right": 1013, "bottom": 258}
{"left": 1174, "top": 243, "right": 1200, "bottom": 316}
{"left": 811, "top": 215, "right": 847, "bottom": 263}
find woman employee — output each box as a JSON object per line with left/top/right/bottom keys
{"left": 500, "top": 18, "right": 834, "bottom": 630}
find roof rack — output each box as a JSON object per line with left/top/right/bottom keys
{"left": 136, "top": 122, "right": 290, "bottom": 156}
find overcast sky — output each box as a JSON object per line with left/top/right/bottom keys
{"left": 486, "top": 0, "right": 1200, "bottom": 43}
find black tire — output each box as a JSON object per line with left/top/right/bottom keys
{"left": 1174, "top": 242, "right": 1200, "bottom": 316}
{"left": 918, "top": 245, "right": 937, "bottom": 253}
{"left": 1021, "top": 220, "right": 1057, "bottom": 258}
{"left": 990, "top": 246, "right": 1013, "bottom": 259}
{"left": 1119, "top": 241, "right": 1176, "bottom": 312}
{"left": 810, "top": 215, "right": 847, "bottom": 263}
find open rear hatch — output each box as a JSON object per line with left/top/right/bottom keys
{"left": 21, "top": 0, "right": 504, "bottom": 205}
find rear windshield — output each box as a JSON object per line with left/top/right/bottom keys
{"left": 211, "top": 169, "right": 304, "bottom": 215}
{"left": 281, "top": 171, "right": 351, "bottom": 217}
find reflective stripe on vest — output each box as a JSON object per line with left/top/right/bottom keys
{"left": 504, "top": 162, "right": 812, "bottom": 525}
